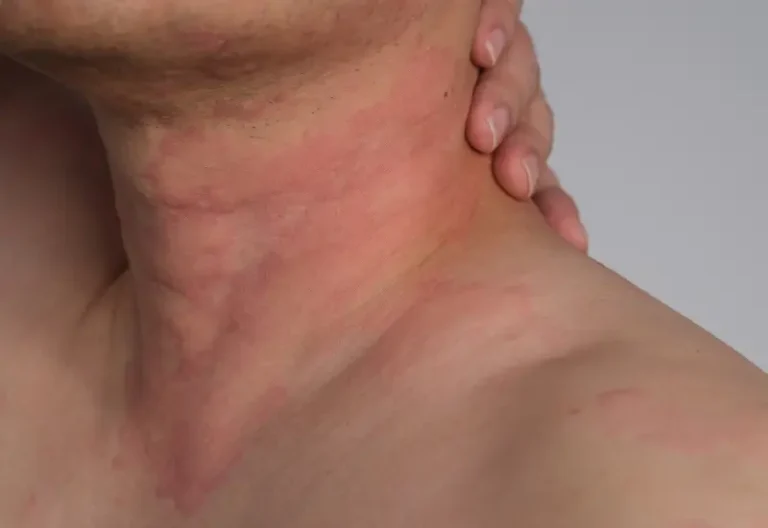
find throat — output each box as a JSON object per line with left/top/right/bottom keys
{"left": 100, "top": 41, "right": 490, "bottom": 508}
{"left": 10, "top": 0, "right": 531, "bottom": 514}
{"left": 99, "top": 37, "right": 492, "bottom": 499}
{"left": 104, "top": 41, "right": 483, "bottom": 382}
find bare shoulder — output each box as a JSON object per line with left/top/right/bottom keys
{"left": 495, "top": 334, "right": 768, "bottom": 527}
{"left": 350, "top": 238, "right": 768, "bottom": 525}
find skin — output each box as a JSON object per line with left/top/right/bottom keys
{"left": 0, "top": 0, "right": 586, "bottom": 250}
{"left": 0, "top": 3, "right": 579, "bottom": 521}
{"left": 1, "top": 1, "right": 767, "bottom": 528}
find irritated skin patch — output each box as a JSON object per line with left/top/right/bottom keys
{"left": 111, "top": 44, "right": 480, "bottom": 517}
{"left": 115, "top": 383, "right": 288, "bottom": 515}
{"left": 132, "top": 46, "right": 469, "bottom": 210}
{"left": 590, "top": 386, "right": 768, "bottom": 454}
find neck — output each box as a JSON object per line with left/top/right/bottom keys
{"left": 90, "top": 3, "right": 524, "bottom": 506}
{"left": 100, "top": 7, "right": 489, "bottom": 388}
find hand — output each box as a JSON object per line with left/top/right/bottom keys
{"left": 467, "top": 0, "right": 589, "bottom": 252}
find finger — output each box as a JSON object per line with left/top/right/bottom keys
{"left": 467, "top": 24, "right": 541, "bottom": 154}
{"left": 491, "top": 91, "right": 554, "bottom": 198}
{"left": 534, "top": 169, "right": 589, "bottom": 252}
{"left": 472, "top": 0, "right": 524, "bottom": 69}
{"left": 491, "top": 95, "right": 589, "bottom": 252}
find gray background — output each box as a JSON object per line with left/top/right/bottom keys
{"left": 525, "top": 1, "right": 767, "bottom": 367}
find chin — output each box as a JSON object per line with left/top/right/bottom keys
{"left": 2, "top": 0, "right": 425, "bottom": 57}
{"left": 0, "top": 0, "right": 435, "bottom": 108}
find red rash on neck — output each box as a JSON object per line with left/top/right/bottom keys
{"left": 111, "top": 45, "right": 481, "bottom": 516}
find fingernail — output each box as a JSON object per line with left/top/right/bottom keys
{"left": 486, "top": 107, "right": 509, "bottom": 150}
{"left": 522, "top": 155, "right": 540, "bottom": 198}
{"left": 485, "top": 29, "right": 506, "bottom": 66}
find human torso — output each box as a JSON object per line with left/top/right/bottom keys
{"left": 3, "top": 60, "right": 768, "bottom": 528}
{"left": 5, "top": 206, "right": 768, "bottom": 528}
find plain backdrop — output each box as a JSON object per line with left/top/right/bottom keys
{"left": 524, "top": 2, "right": 768, "bottom": 368}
